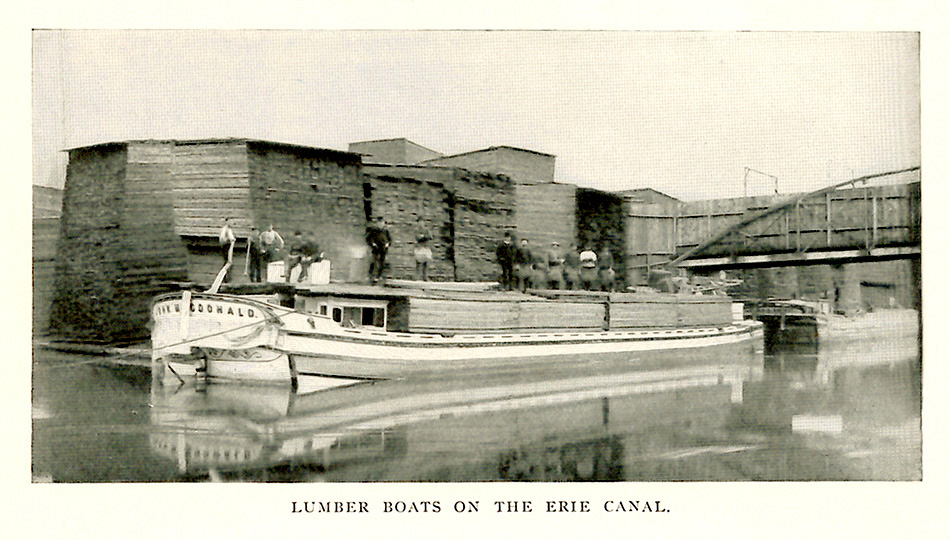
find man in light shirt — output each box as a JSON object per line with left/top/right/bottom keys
{"left": 260, "top": 224, "right": 285, "bottom": 263}
{"left": 218, "top": 218, "right": 236, "bottom": 282}
{"left": 579, "top": 245, "right": 598, "bottom": 291}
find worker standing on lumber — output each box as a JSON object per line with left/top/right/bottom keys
{"left": 218, "top": 218, "right": 236, "bottom": 283}
{"left": 563, "top": 243, "right": 580, "bottom": 290}
{"left": 579, "top": 245, "right": 598, "bottom": 290}
{"left": 366, "top": 216, "right": 391, "bottom": 285}
{"left": 260, "top": 224, "right": 284, "bottom": 263}
{"left": 545, "top": 241, "right": 566, "bottom": 290}
{"left": 598, "top": 245, "right": 616, "bottom": 292}
{"left": 514, "top": 238, "right": 533, "bottom": 292}
{"left": 496, "top": 232, "right": 517, "bottom": 291}
{"left": 413, "top": 219, "right": 433, "bottom": 281}
{"left": 244, "top": 226, "right": 264, "bottom": 283}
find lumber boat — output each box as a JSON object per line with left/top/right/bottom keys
{"left": 748, "top": 298, "right": 918, "bottom": 350}
{"left": 150, "top": 275, "right": 763, "bottom": 385}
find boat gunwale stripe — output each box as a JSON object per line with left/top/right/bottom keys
{"left": 281, "top": 326, "right": 756, "bottom": 348}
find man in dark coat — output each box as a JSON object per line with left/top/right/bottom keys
{"left": 598, "top": 245, "right": 616, "bottom": 292}
{"left": 245, "top": 226, "right": 264, "bottom": 283}
{"left": 495, "top": 232, "right": 517, "bottom": 291}
{"left": 563, "top": 243, "right": 580, "bottom": 290}
{"left": 366, "top": 217, "right": 391, "bottom": 284}
{"left": 514, "top": 238, "right": 533, "bottom": 292}
{"left": 545, "top": 241, "right": 566, "bottom": 290}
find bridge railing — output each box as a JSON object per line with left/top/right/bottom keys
{"left": 623, "top": 168, "right": 920, "bottom": 282}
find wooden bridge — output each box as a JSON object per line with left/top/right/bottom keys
{"left": 624, "top": 167, "right": 921, "bottom": 279}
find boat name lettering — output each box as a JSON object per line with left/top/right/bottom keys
{"left": 154, "top": 301, "right": 255, "bottom": 319}
{"left": 153, "top": 303, "right": 181, "bottom": 316}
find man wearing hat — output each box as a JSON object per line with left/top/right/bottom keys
{"left": 495, "top": 232, "right": 517, "bottom": 291}
{"left": 244, "top": 226, "right": 264, "bottom": 283}
{"left": 514, "top": 238, "right": 534, "bottom": 292}
{"left": 545, "top": 241, "right": 566, "bottom": 290}
{"left": 366, "top": 216, "right": 391, "bottom": 284}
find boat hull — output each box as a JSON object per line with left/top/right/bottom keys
{"left": 152, "top": 291, "right": 764, "bottom": 384}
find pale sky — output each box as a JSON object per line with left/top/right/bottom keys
{"left": 32, "top": 30, "right": 919, "bottom": 199}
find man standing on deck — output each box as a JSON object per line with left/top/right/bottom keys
{"left": 218, "top": 218, "right": 236, "bottom": 283}
{"left": 413, "top": 218, "right": 433, "bottom": 281}
{"left": 366, "top": 216, "right": 391, "bottom": 285}
{"left": 244, "top": 226, "right": 264, "bottom": 283}
{"left": 496, "top": 232, "right": 517, "bottom": 291}
{"left": 563, "top": 243, "right": 580, "bottom": 290}
{"left": 579, "top": 245, "right": 598, "bottom": 291}
{"left": 598, "top": 245, "right": 616, "bottom": 292}
{"left": 514, "top": 238, "right": 533, "bottom": 292}
{"left": 545, "top": 241, "right": 566, "bottom": 290}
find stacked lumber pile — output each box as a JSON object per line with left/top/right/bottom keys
{"left": 452, "top": 170, "right": 515, "bottom": 282}
{"left": 406, "top": 295, "right": 605, "bottom": 333}
{"left": 514, "top": 183, "right": 576, "bottom": 249}
{"left": 246, "top": 142, "right": 366, "bottom": 282}
{"left": 50, "top": 142, "right": 188, "bottom": 342}
{"left": 363, "top": 171, "right": 453, "bottom": 281}
{"left": 576, "top": 188, "right": 626, "bottom": 284}
{"left": 363, "top": 165, "right": 514, "bottom": 282}
{"left": 409, "top": 298, "right": 520, "bottom": 332}
{"left": 172, "top": 140, "right": 253, "bottom": 237}
{"left": 32, "top": 218, "right": 60, "bottom": 333}
{"left": 607, "top": 292, "right": 733, "bottom": 329}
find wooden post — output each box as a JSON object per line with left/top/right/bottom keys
{"left": 784, "top": 211, "right": 790, "bottom": 250}
{"left": 825, "top": 193, "right": 832, "bottom": 246}
{"left": 871, "top": 193, "right": 878, "bottom": 247}
{"left": 673, "top": 214, "right": 678, "bottom": 253}
{"left": 796, "top": 201, "right": 802, "bottom": 251}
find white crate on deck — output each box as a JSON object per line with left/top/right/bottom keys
{"left": 267, "top": 260, "right": 331, "bottom": 284}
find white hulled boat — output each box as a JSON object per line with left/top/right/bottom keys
{"left": 151, "top": 280, "right": 763, "bottom": 385}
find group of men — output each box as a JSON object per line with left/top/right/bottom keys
{"left": 217, "top": 219, "right": 320, "bottom": 284}
{"left": 496, "top": 233, "right": 617, "bottom": 292}
{"left": 219, "top": 218, "right": 616, "bottom": 291}
{"left": 218, "top": 216, "right": 393, "bottom": 286}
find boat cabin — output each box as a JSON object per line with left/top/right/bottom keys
{"left": 295, "top": 296, "right": 388, "bottom": 329}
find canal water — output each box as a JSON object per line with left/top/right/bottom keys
{"left": 31, "top": 336, "right": 920, "bottom": 482}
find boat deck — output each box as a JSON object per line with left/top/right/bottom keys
{"left": 202, "top": 279, "right": 732, "bottom": 304}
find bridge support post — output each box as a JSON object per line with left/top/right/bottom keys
{"left": 831, "top": 263, "right": 863, "bottom": 315}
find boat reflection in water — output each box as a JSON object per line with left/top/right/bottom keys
{"left": 148, "top": 354, "right": 764, "bottom": 482}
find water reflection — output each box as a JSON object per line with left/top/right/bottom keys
{"left": 146, "top": 359, "right": 761, "bottom": 482}
{"left": 729, "top": 340, "right": 921, "bottom": 480}
{"left": 32, "top": 336, "right": 920, "bottom": 482}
